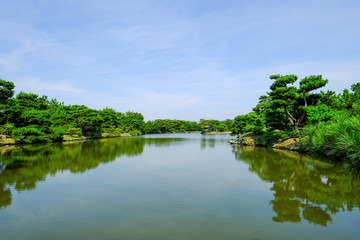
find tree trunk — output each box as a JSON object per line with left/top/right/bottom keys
{"left": 284, "top": 103, "right": 306, "bottom": 132}
{"left": 294, "top": 122, "right": 299, "bottom": 132}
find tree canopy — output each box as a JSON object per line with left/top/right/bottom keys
{"left": 268, "top": 74, "right": 328, "bottom": 131}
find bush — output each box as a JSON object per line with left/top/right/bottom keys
{"left": 49, "top": 126, "right": 65, "bottom": 142}
{"left": 66, "top": 127, "right": 82, "bottom": 137}
{"left": 231, "top": 112, "right": 266, "bottom": 135}
{"left": 11, "top": 126, "right": 51, "bottom": 143}
{"left": 0, "top": 123, "right": 14, "bottom": 135}
{"left": 216, "top": 123, "right": 228, "bottom": 132}
{"left": 301, "top": 103, "right": 360, "bottom": 175}
{"left": 24, "top": 135, "right": 51, "bottom": 144}
{"left": 128, "top": 130, "right": 142, "bottom": 136}
{"left": 306, "top": 104, "right": 341, "bottom": 124}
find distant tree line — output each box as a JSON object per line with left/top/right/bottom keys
{"left": 0, "top": 79, "right": 232, "bottom": 144}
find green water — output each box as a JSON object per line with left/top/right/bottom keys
{"left": 0, "top": 133, "right": 359, "bottom": 240}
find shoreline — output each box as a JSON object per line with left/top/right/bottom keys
{"left": 229, "top": 134, "right": 303, "bottom": 152}
{"left": 0, "top": 131, "right": 207, "bottom": 147}
{"left": 0, "top": 134, "right": 135, "bottom": 147}
{"left": 201, "top": 131, "right": 232, "bottom": 135}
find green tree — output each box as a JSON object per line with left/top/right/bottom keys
{"left": 100, "top": 107, "right": 120, "bottom": 128}
{"left": 0, "top": 123, "right": 14, "bottom": 135}
{"left": 0, "top": 79, "right": 15, "bottom": 124}
{"left": 68, "top": 105, "right": 103, "bottom": 137}
{"left": 306, "top": 104, "right": 340, "bottom": 124}
{"left": 215, "top": 122, "right": 228, "bottom": 132}
{"left": 268, "top": 75, "right": 328, "bottom": 131}
{"left": 317, "top": 90, "right": 343, "bottom": 109}
{"left": 118, "top": 111, "right": 144, "bottom": 133}
{"left": 5, "top": 92, "right": 49, "bottom": 127}
{"left": 0, "top": 79, "right": 15, "bottom": 104}
{"left": 231, "top": 112, "right": 265, "bottom": 135}
{"left": 11, "top": 126, "right": 51, "bottom": 143}
{"left": 253, "top": 94, "right": 290, "bottom": 130}
{"left": 338, "top": 82, "right": 360, "bottom": 109}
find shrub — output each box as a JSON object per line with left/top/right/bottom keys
{"left": 66, "top": 127, "right": 82, "bottom": 137}
{"left": 11, "top": 126, "right": 51, "bottom": 143}
{"left": 216, "top": 123, "right": 228, "bottom": 132}
{"left": 49, "top": 126, "right": 65, "bottom": 142}
{"left": 0, "top": 123, "right": 14, "bottom": 135}
{"left": 128, "top": 130, "right": 142, "bottom": 136}
{"left": 306, "top": 104, "right": 341, "bottom": 124}
{"left": 301, "top": 103, "right": 360, "bottom": 175}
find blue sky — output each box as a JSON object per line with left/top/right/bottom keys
{"left": 1, "top": 0, "right": 359, "bottom": 121}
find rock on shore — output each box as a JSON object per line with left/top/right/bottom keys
{"left": 230, "top": 134, "right": 300, "bottom": 151}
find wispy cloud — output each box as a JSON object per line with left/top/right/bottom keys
{"left": 14, "top": 77, "right": 86, "bottom": 96}
{"left": 0, "top": 38, "right": 41, "bottom": 71}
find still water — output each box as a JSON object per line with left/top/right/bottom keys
{"left": 0, "top": 133, "right": 359, "bottom": 240}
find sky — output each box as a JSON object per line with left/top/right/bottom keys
{"left": 0, "top": 0, "right": 359, "bottom": 121}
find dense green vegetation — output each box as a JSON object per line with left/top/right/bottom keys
{"left": 230, "top": 75, "right": 360, "bottom": 174}
{"left": 0, "top": 79, "right": 232, "bottom": 144}
{"left": 301, "top": 103, "right": 360, "bottom": 174}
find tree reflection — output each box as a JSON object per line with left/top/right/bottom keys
{"left": 232, "top": 146, "right": 360, "bottom": 226}
{"left": 200, "top": 138, "right": 216, "bottom": 149}
{"left": 0, "top": 137, "right": 178, "bottom": 209}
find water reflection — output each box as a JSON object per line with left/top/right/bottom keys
{"left": 200, "top": 136, "right": 230, "bottom": 149}
{"left": 200, "top": 138, "right": 216, "bottom": 149}
{"left": 2, "top": 135, "right": 359, "bottom": 229}
{"left": 232, "top": 146, "right": 360, "bottom": 226}
{"left": 0, "top": 137, "right": 182, "bottom": 209}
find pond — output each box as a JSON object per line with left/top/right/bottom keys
{"left": 0, "top": 133, "right": 359, "bottom": 240}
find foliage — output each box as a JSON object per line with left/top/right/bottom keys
{"left": 100, "top": 107, "right": 120, "bottom": 128}
{"left": 142, "top": 119, "right": 202, "bottom": 134}
{"left": 128, "top": 130, "right": 142, "bottom": 136}
{"left": 268, "top": 74, "right": 328, "bottom": 131}
{"left": 301, "top": 102, "right": 360, "bottom": 175}
{"left": 0, "top": 79, "right": 15, "bottom": 104}
{"left": 66, "top": 127, "right": 82, "bottom": 137}
{"left": 306, "top": 104, "right": 341, "bottom": 124}
{"left": 2, "top": 75, "right": 359, "bottom": 177}
{"left": 317, "top": 83, "right": 360, "bottom": 110}
{"left": 198, "top": 119, "right": 232, "bottom": 132}
{"left": 0, "top": 123, "right": 14, "bottom": 135}
{"left": 11, "top": 126, "right": 51, "bottom": 143}
{"left": 101, "top": 127, "right": 123, "bottom": 136}
{"left": 232, "top": 76, "right": 359, "bottom": 175}
{"left": 0, "top": 78, "right": 209, "bottom": 143}
{"left": 68, "top": 105, "right": 103, "bottom": 137}
{"left": 118, "top": 111, "right": 145, "bottom": 133}
{"left": 231, "top": 112, "right": 265, "bottom": 135}
{"left": 49, "top": 126, "right": 66, "bottom": 142}
{"left": 216, "top": 123, "right": 228, "bottom": 132}
{"left": 261, "top": 130, "right": 297, "bottom": 139}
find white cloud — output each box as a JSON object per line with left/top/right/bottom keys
{"left": 14, "top": 78, "right": 86, "bottom": 96}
